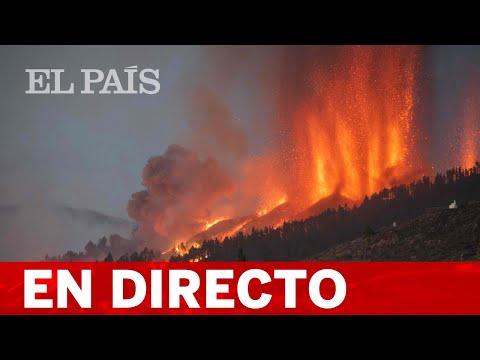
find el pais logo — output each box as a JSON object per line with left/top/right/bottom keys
{"left": 25, "top": 66, "right": 160, "bottom": 94}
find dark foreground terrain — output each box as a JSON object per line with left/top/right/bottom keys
{"left": 309, "top": 201, "right": 480, "bottom": 261}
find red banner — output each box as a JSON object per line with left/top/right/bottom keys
{"left": 1, "top": 262, "right": 480, "bottom": 315}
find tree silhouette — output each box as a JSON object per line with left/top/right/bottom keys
{"left": 167, "top": 164, "right": 480, "bottom": 262}
{"left": 45, "top": 163, "right": 480, "bottom": 263}
{"left": 363, "top": 225, "right": 375, "bottom": 239}
{"left": 118, "top": 253, "right": 130, "bottom": 262}
{"left": 237, "top": 247, "right": 247, "bottom": 261}
{"left": 98, "top": 236, "right": 107, "bottom": 249}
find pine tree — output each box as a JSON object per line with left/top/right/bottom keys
{"left": 363, "top": 225, "right": 375, "bottom": 239}
{"left": 237, "top": 247, "right": 247, "bottom": 261}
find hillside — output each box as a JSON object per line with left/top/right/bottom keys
{"left": 177, "top": 194, "right": 355, "bottom": 255}
{"left": 295, "top": 193, "right": 353, "bottom": 221}
{"left": 55, "top": 205, "right": 134, "bottom": 229}
{"left": 0, "top": 204, "right": 135, "bottom": 261}
{"left": 171, "top": 165, "right": 480, "bottom": 262}
{"left": 189, "top": 214, "right": 256, "bottom": 245}
{"left": 308, "top": 201, "right": 480, "bottom": 261}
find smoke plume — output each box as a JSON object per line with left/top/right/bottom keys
{"left": 127, "top": 144, "right": 235, "bottom": 249}
{"left": 186, "top": 86, "right": 248, "bottom": 163}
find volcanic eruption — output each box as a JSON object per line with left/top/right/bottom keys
{"left": 458, "top": 78, "right": 480, "bottom": 169}
{"left": 127, "top": 45, "right": 480, "bottom": 255}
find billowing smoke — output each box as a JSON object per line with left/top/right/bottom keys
{"left": 127, "top": 144, "right": 235, "bottom": 249}
{"left": 186, "top": 86, "right": 248, "bottom": 165}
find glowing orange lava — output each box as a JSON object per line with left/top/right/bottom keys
{"left": 273, "top": 220, "right": 286, "bottom": 229}
{"left": 256, "top": 195, "right": 287, "bottom": 217}
{"left": 460, "top": 87, "right": 480, "bottom": 169}
{"left": 289, "top": 46, "right": 423, "bottom": 206}
{"left": 204, "top": 218, "right": 224, "bottom": 231}
{"left": 168, "top": 46, "right": 430, "bottom": 255}
{"left": 256, "top": 209, "right": 267, "bottom": 217}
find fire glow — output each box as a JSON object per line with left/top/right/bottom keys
{"left": 204, "top": 218, "right": 224, "bottom": 231}
{"left": 288, "top": 46, "right": 423, "bottom": 205}
{"left": 459, "top": 78, "right": 480, "bottom": 169}
{"left": 256, "top": 195, "right": 287, "bottom": 217}
{"left": 128, "top": 45, "right": 480, "bottom": 254}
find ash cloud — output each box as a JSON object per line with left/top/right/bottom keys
{"left": 127, "top": 144, "right": 234, "bottom": 249}
{"left": 186, "top": 86, "right": 248, "bottom": 162}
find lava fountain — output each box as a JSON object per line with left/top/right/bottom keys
{"left": 130, "top": 46, "right": 431, "bottom": 251}
{"left": 459, "top": 78, "right": 480, "bottom": 169}
{"left": 276, "top": 45, "right": 426, "bottom": 209}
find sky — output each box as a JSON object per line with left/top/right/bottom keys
{"left": 1, "top": 45, "right": 480, "bottom": 260}
{"left": 0, "top": 45, "right": 275, "bottom": 218}
{"left": 1, "top": 45, "right": 480, "bottom": 220}
{"left": 428, "top": 45, "right": 480, "bottom": 164}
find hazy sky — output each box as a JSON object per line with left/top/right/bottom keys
{"left": 1, "top": 45, "right": 480, "bottom": 220}
{"left": 428, "top": 45, "right": 480, "bottom": 161}
{"left": 0, "top": 46, "right": 191, "bottom": 217}
{"left": 0, "top": 45, "right": 276, "bottom": 219}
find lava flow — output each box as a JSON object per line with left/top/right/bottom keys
{"left": 129, "top": 46, "right": 435, "bottom": 255}
{"left": 204, "top": 218, "right": 225, "bottom": 231}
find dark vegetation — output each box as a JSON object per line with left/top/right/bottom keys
{"left": 170, "top": 163, "right": 480, "bottom": 262}
{"left": 46, "top": 163, "right": 480, "bottom": 262}
{"left": 309, "top": 200, "right": 480, "bottom": 261}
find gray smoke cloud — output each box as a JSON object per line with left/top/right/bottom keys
{"left": 186, "top": 86, "right": 249, "bottom": 164}
{"left": 127, "top": 144, "right": 235, "bottom": 250}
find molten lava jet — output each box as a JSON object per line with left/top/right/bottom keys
{"left": 459, "top": 80, "right": 480, "bottom": 169}
{"left": 285, "top": 46, "right": 425, "bottom": 207}
{"left": 130, "top": 46, "right": 431, "bottom": 255}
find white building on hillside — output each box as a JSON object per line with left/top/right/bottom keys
{"left": 449, "top": 200, "right": 457, "bottom": 209}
